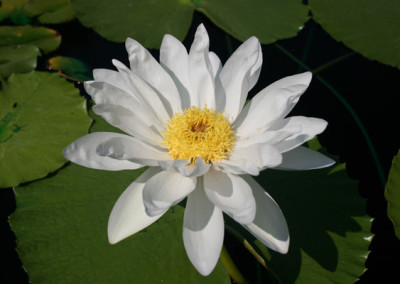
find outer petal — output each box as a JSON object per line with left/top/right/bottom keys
{"left": 143, "top": 170, "right": 196, "bottom": 216}
{"left": 242, "top": 175, "right": 289, "bottom": 254}
{"left": 92, "top": 68, "right": 131, "bottom": 94}
{"left": 183, "top": 178, "right": 224, "bottom": 276}
{"left": 97, "top": 135, "right": 170, "bottom": 166}
{"left": 188, "top": 24, "right": 215, "bottom": 108}
{"left": 63, "top": 132, "right": 143, "bottom": 171}
{"left": 85, "top": 80, "right": 164, "bottom": 133}
{"left": 108, "top": 167, "right": 165, "bottom": 244}
{"left": 218, "top": 143, "right": 282, "bottom": 175}
{"left": 276, "top": 146, "right": 335, "bottom": 170}
{"left": 160, "top": 34, "right": 191, "bottom": 109}
{"left": 234, "top": 72, "right": 312, "bottom": 138}
{"left": 92, "top": 104, "right": 163, "bottom": 146}
{"left": 126, "top": 37, "right": 182, "bottom": 114}
{"left": 272, "top": 116, "right": 328, "bottom": 153}
{"left": 204, "top": 169, "right": 256, "bottom": 225}
{"left": 220, "top": 36, "right": 262, "bottom": 121}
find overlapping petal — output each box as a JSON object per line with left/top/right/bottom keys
{"left": 204, "top": 169, "right": 256, "bottom": 225}
{"left": 63, "top": 132, "right": 143, "bottom": 171}
{"left": 143, "top": 170, "right": 196, "bottom": 216}
{"left": 277, "top": 146, "right": 335, "bottom": 170}
{"left": 242, "top": 175, "right": 290, "bottom": 254}
{"left": 108, "top": 167, "right": 165, "bottom": 244}
{"left": 183, "top": 178, "right": 224, "bottom": 276}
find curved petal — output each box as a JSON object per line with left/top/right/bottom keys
{"left": 125, "top": 37, "right": 182, "bottom": 114}
{"left": 112, "top": 59, "right": 170, "bottom": 126}
{"left": 273, "top": 116, "right": 328, "bottom": 153}
{"left": 143, "top": 170, "right": 196, "bottom": 216}
{"left": 85, "top": 80, "right": 164, "bottom": 133}
{"left": 108, "top": 167, "right": 165, "bottom": 244}
{"left": 204, "top": 170, "right": 256, "bottom": 225}
{"left": 97, "top": 135, "right": 170, "bottom": 166}
{"left": 183, "top": 178, "right": 224, "bottom": 276}
{"left": 160, "top": 34, "right": 191, "bottom": 109}
{"left": 188, "top": 24, "right": 215, "bottom": 108}
{"left": 276, "top": 146, "right": 335, "bottom": 170}
{"left": 242, "top": 175, "right": 289, "bottom": 254}
{"left": 234, "top": 72, "right": 312, "bottom": 138}
{"left": 92, "top": 68, "right": 131, "bottom": 94}
{"left": 221, "top": 36, "right": 262, "bottom": 121}
{"left": 159, "top": 158, "right": 211, "bottom": 177}
{"left": 218, "top": 143, "right": 282, "bottom": 175}
{"left": 92, "top": 104, "right": 163, "bottom": 146}
{"left": 63, "top": 132, "right": 143, "bottom": 171}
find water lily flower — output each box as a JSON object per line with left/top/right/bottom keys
{"left": 63, "top": 24, "right": 334, "bottom": 276}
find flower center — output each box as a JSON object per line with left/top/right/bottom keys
{"left": 163, "top": 106, "right": 235, "bottom": 164}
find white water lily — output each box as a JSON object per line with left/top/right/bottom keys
{"left": 63, "top": 24, "right": 334, "bottom": 276}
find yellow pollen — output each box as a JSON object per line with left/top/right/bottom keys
{"left": 162, "top": 106, "right": 235, "bottom": 164}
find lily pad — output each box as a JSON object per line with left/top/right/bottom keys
{"left": 71, "top": 0, "right": 308, "bottom": 48}
{"left": 385, "top": 150, "right": 400, "bottom": 240}
{"left": 228, "top": 161, "right": 371, "bottom": 283}
{"left": 0, "top": 0, "right": 74, "bottom": 24}
{"left": 47, "top": 56, "right": 93, "bottom": 82}
{"left": 309, "top": 0, "right": 400, "bottom": 69}
{"left": 0, "top": 71, "right": 91, "bottom": 188}
{"left": 0, "top": 44, "right": 40, "bottom": 77}
{"left": 9, "top": 113, "right": 230, "bottom": 283}
{"left": 0, "top": 26, "right": 61, "bottom": 54}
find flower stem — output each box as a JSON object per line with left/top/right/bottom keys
{"left": 220, "top": 245, "right": 249, "bottom": 284}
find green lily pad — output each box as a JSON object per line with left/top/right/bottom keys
{"left": 9, "top": 113, "right": 230, "bottom": 283}
{"left": 0, "top": 71, "right": 91, "bottom": 188}
{"left": 309, "top": 0, "right": 400, "bottom": 69}
{"left": 0, "top": 44, "right": 40, "bottom": 77}
{"left": 228, "top": 161, "right": 371, "bottom": 283}
{"left": 71, "top": 0, "right": 308, "bottom": 48}
{"left": 0, "top": 26, "right": 61, "bottom": 54}
{"left": 0, "top": 0, "right": 74, "bottom": 24}
{"left": 47, "top": 56, "right": 93, "bottom": 82}
{"left": 385, "top": 150, "right": 400, "bottom": 240}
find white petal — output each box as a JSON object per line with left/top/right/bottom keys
{"left": 63, "top": 132, "right": 143, "bottom": 171}
{"left": 208, "top": 51, "right": 222, "bottom": 78}
{"left": 112, "top": 59, "right": 170, "bottom": 126}
{"left": 160, "top": 34, "right": 191, "bottom": 109}
{"left": 218, "top": 143, "right": 282, "bottom": 175}
{"left": 188, "top": 24, "right": 215, "bottom": 108}
{"left": 204, "top": 170, "right": 256, "bottom": 225}
{"left": 125, "top": 37, "right": 182, "bottom": 114}
{"left": 159, "top": 158, "right": 211, "bottom": 177}
{"left": 183, "top": 178, "right": 224, "bottom": 276}
{"left": 221, "top": 36, "right": 262, "bottom": 121}
{"left": 143, "top": 170, "right": 196, "bottom": 216}
{"left": 97, "top": 135, "right": 170, "bottom": 166}
{"left": 92, "top": 68, "right": 131, "bottom": 94}
{"left": 85, "top": 80, "right": 164, "bottom": 133}
{"left": 242, "top": 175, "right": 289, "bottom": 254}
{"left": 234, "top": 72, "right": 312, "bottom": 138}
{"left": 92, "top": 104, "right": 163, "bottom": 146}
{"left": 108, "top": 167, "right": 165, "bottom": 244}
{"left": 273, "top": 116, "right": 328, "bottom": 153}
{"left": 277, "top": 146, "right": 335, "bottom": 170}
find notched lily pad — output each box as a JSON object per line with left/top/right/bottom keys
{"left": 0, "top": 71, "right": 91, "bottom": 188}
{"left": 309, "top": 0, "right": 400, "bottom": 69}
{"left": 71, "top": 0, "right": 308, "bottom": 48}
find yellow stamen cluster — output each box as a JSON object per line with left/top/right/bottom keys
{"left": 163, "top": 106, "right": 235, "bottom": 164}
